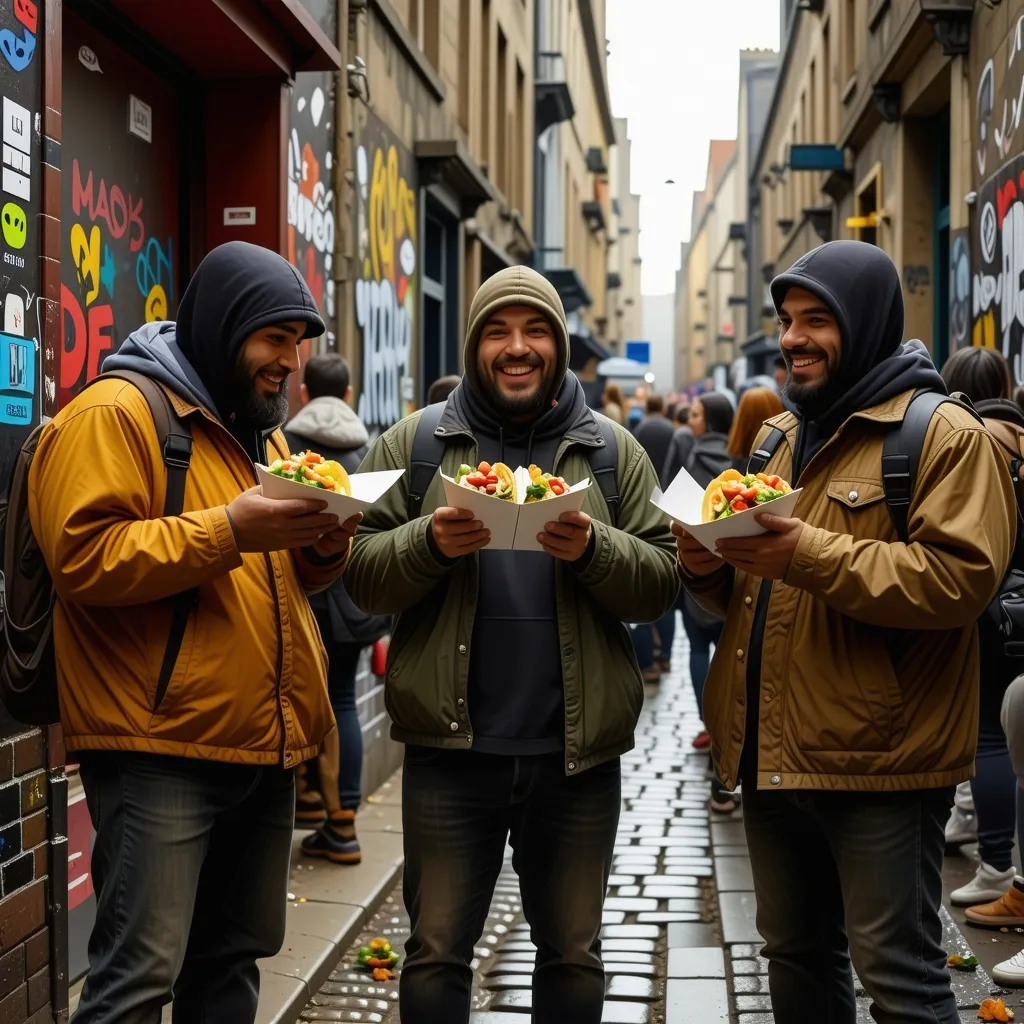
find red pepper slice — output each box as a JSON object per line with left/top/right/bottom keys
{"left": 722, "top": 483, "right": 743, "bottom": 500}
{"left": 740, "top": 487, "right": 758, "bottom": 501}
{"left": 486, "top": 474, "right": 499, "bottom": 484}
{"left": 549, "top": 480, "right": 565, "bottom": 495}
{"left": 486, "top": 483, "right": 497, "bottom": 494}
{"left": 731, "top": 498, "right": 749, "bottom": 512}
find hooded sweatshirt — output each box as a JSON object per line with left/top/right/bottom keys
{"left": 284, "top": 396, "right": 370, "bottom": 473}
{"left": 105, "top": 241, "right": 325, "bottom": 463}
{"left": 454, "top": 266, "right": 580, "bottom": 755}
{"left": 770, "top": 241, "right": 945, "bottom": 479}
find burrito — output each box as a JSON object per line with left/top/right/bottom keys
{"left": 702, "top": 469, "right": 791, "bottom": 522}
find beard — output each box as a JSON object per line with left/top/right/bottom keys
{"left": 781, "top": 355, "right": 844, "bottom": 421}
{"left": 480, "top": 364, "right": 556, "bottom": 419}
{"left": 232, "top": 357, "right": 291, "bottom": 428}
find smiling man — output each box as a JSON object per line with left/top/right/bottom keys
{"left": 673, "top": 240, "right": 1016, "bottom": 1024}
{"left": 345, "top": 265, "right": 677, "bottom": 1023}
{"left": 29, "top": 241, "right": 361, "bottom": 1024}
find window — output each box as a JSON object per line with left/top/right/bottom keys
{"left": 458, "top": 0, "right": 471, "bottom": 134}
{"left": 842, "top": 0, "right": 858, "bottom": 89}
{"left": 822, "top": 24, "right": 831, "bottom": 138}
{"left": 850, "top": 163, "right": 881, "bottom": 247}
{"left": 410, "top": 0, "right": 440, "bottom": 68}
{"left": 496, "top": 27, "right": 508, "bottom": 197}
{"left": 515, "top": 61, "right": 525, "bottom": 211}
{"left": 480, "top": 0, "right": 491, "bottom": 170}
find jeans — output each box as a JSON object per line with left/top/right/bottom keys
{"left": 1000, "top": 674, "right": 1024, "bottom": 858}
{"left": 630, "top": 623, "right": 655, "bottom": 671}
{"left": 328, "top": 643, "right": 365, "bottom": 811}
{"left": 971, "top": 676, "right": 1016, "bottom": 871}
{"left": 400, "top": 747, "right": 621, "bottom": 1023}
{"left": 680, "top": 598, "right": 721, "bottom": 719}
{"left": 654, "top": 605, "right": 677, "bottom": 663}
{"left": 743, "top": 784, "right": 958, "bottom": 1024}
{"left": 74, "top": 752, "right": 295, "bottom": 1024}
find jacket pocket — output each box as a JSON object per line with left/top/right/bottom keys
{"left": 151, "top": 596, "right": 200, "bottom": 714}
{"left": 823, "top": 479, "right": 889, "bottom": 534}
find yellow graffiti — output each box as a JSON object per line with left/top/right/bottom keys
{"left": 973, "top": 311, "right": 996, "bottom": 349}
{"left": 145, "top": 284, "right": 168, "bottom": 323}
{"left": 369, "top": 145, "right": 416, "bottom": 284}
{"left": 70, "top": 222, "right": 101, "bottom": 306}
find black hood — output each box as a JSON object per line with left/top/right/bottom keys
{"left": 976, "top": 398, "right": 1024, "bottom": 428}
{"left": 771, "top": 240, "right": 946, "bottom": 477}
{"left": 175, "top": 241, "right": 325, "bottom": 457}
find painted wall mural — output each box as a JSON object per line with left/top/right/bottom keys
{"left": 0, "top": 0, "right": 40, "bottom": 483}
{"left": 59, "top": 15, "right": 180, "bottom": 408}
{"left": 287, "top": 72, "right": 335, "bottom": 348}
{"left": 355, "top": 112, "right": 417, "bottom": 433}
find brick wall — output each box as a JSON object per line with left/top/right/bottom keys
{"left": 0, "top": 729, "right": 62, "bottom": 1024}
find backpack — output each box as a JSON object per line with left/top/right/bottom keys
{"left": 0, "top": 370, "right": 195, "bottom": 726}
{"left": 748, "top": 389, "right": 1024, "bottom": 660}
{"left": 406, "top": 402, "right": 621, "bottom": 527}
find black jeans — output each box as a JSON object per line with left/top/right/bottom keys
{"left": 971, "top": 675, "right": 1016, "bottom": 871}
{"left": 328, "top": 643, "right": 365, "bottom": 811}
{"left": 74, "top": 752, "right": 295, "bottom": 1024}
{"left": 400, "top": 747, "right": 621, "bottom": 1024}
{"left": 743, "top": 784, "right": 958, "bottom": 1024}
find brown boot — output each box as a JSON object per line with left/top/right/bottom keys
{"left": 301, "top": 809, "right": 361, "bottom": 865}
{"left": 966, "top": 878, "right": 1024, "bottom": 928}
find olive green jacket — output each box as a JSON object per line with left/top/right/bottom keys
{"left": 344, "top": 401, "right": 679, "bottom": 775}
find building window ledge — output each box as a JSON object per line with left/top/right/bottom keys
{"left": 370, "top": 0, "right": 446, "bottom": 103}
{"left": 841, "top": 74, "right": 858, "bottom": 107}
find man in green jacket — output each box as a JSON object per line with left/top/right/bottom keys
{"left": 345, "top": 265, "right": 677, "bottom": 1023}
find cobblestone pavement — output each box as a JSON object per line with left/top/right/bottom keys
{"left": 298, "top": 636, "right": 1020, "bottom": 1023}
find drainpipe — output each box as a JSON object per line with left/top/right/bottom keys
{"left": 334, "top": 0, "right": 352, "bottom": 358}
{"left": 532, "top": 0, "right": 543, "bottom": 270}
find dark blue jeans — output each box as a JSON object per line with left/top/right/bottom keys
{"left": 74, "top": 752, "right": 295, "bottom": 1024}
{"left": 328, "top": 643, "right": 365, "bottom": 811}
{"left": 680, "top": 598, "right": 721, "bottom": 719}
{"left": 971, "top": 677, "right": 1016, "bottom": 871}
{"left": 400, "top": 747, "right": 621, "bottom": 1023}
{"left": 743, "top": 785, "right": 958, "bottom": 1024}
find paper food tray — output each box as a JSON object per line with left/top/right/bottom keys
{"left": 441, "top": 467, "right": 591, "bottom": 551}
{"left": 651, "top": 466, "right": 802, "bottom": 556}
{"left": 256, "top": 464, "right": 405, "bottom": 517}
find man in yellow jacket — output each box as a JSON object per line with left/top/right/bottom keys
{"left": 28, "top": 241, "right": 359, "bottom": 1023}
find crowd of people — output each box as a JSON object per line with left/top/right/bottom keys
{"left": 15, "top": 237, "right": 1024, "bottom": 1024}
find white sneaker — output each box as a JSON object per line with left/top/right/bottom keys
{"left": 944, "top": 804, "right": 978, "bottom": 847}
{"left": 993, "top": 947, "right": 1024, "bottom": 986}
{"left": 951, "top": 862, "right": 1018, "bottom": 906}
{"left": 954, "top": 781, "right": 976, "bottom": 813}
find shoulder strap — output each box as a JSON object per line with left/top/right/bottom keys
{"left": 587, "top": 416, "right": 619, "bottom": 528}
{"left": 747, "top": 427, "right": 786, "bottom": 476}
{"left": 90, "top": 370, "right": 194, "bottom": 516}
{"left": 407, "top": 403, "right": 448, "bottom": 520}
{"left": 882, "top": 389, "right": 982, "bottom": 544}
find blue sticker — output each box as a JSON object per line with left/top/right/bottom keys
{"left": 0, "top": 27, "right": 35, "bottom": 73}
{"left": 0, "top": 331, "right": 33, "bottom": 405}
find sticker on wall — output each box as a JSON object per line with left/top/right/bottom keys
{"left": 128, "top": 95, "right": 152, "bottom": 143}
{"left": 1, "top": 96, "right": 30, "bottom": 202}
{"left": 1, "top": 201, "right": 25, "bottom": 249}
{"left": 4, "top": 293, "right": 25, "bottom": 336}
{"left": 78, "top": 45, "right": 101, "bottom": 73}
{"left": 0, "top": 331, "right": 34, "bottom": 425}
{"left": 223, "top": 206, "right": 256, "bottom": 226}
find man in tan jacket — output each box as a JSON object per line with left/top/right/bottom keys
{"left": 676, "top": 241, "right": 1015, "bottom": 1024}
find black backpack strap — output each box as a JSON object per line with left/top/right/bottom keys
{"left": 882, "top": 389, "right": 982, "bottom": 544}
{"left": 587, "top": 416, "right": 619, "bottom": 529}
{"left": 747, "top": 427, "right": 786, "bottom": 476}
{"left": 91, "top": 370, "right": 196, "bottom": 710}
{"left": 407, "top": 403, "right": 448, "bottom": 520}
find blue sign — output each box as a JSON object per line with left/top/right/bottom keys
{"left": 789, "top": 144, "right": 846, "bottom": 172}
{"left": 0, "top": 332, "right": 34, "bottom": 425}
{"left": 625, "top": 341, "right": 651, "bottom": 365}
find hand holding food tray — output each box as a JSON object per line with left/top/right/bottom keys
{"left": 651, "top": 466, "right": 802, "bottom": 557}
{"left": 440, "top": 461, "right": 590, "bottom": 551}
{"left": 256, "top": 450, "right": 405, "bottom": 518}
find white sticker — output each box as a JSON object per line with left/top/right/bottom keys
{"left": 128, "top": 95, "right": 152, "bottom": 143}
{"left": 223, "top": 206, "right": 256, "bottom": 226}
{"left": 78, "top": 46, "right": 102, "bottom": 73}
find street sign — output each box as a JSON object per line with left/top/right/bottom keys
{"left": 625, "top": 341, "right": 651, "bottom": 365}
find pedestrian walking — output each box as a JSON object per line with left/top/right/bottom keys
{"left": 284, "top": 352, "right": 390, "bottom": 865}
{"left": 601, "top": 383, "right": 624, "bottom": 424}
{"left": 633, "top": 394, "right": 676, "bottom": 476}
{"left": 727, "top": 386, "right": 784, "bottom": 473}
{"left": 427, "top": 374, "right": 462, "bottom": 405}
{"left": 344, "top": 265, "right": 678, "bottom": 1024}
{"left": 675, "top": 240, "right": 1015, "bottom": 1024}
{"left": 28, "top": 241, "right": 360, "bottom": 1023}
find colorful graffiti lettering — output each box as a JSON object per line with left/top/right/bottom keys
{"left": 135, "top": 235, "right": 173, "bottom": 323}
{"left": 71, "top": 159, "right": 146, "bottom": 252}
{"left": 355, "top": 120, "right": 417, "bottom": 433}
{"left": 287, "top": 75, "right": 335, "bottom": 344}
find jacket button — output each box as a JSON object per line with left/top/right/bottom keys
{"left": 458, "top": 645, "right": 467, "bottom": 654}
{"left": 848, "top": 490, "right": 859, "bottom": 503}
{"left": 449, "top": 722, "right": 459, "bottom": 731}
{"left": 736, "top": 649, "right": 744, "bottom": 659}
{"left": 567, "top": 761, "right": 576, "bottom": 771}
{"left": 744, "top": 596, "right": 752, "bottom": 606}
{"left": 770, "top": 774, "right": 781, "bottom": 785}
{"left": 457, "top": 698, "right": 465, "bottom": 706}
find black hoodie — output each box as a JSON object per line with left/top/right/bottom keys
{"left": 105, "top": 241, "right": 326, "bottom": 464}
{"left": 770, "top": 241, "right": 945, "bottom": 479}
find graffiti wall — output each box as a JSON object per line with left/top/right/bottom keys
{"left": 287, "top": 72, "right": 335, "bottom": 349}
{"left": 59, "top": 13, "right": 179, "bottom": 407}
{"left": 0, "top": 0, "right": 41, "bottom": 476}
{"left": 355, "top": 112, "right": 417, "bottom": 433}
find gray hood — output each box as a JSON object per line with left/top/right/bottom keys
{"left": 285, "top": 396, "right": 369, "bottom": 452}
{"left": 103, "top": 321, "right": 217, "bottom": 415}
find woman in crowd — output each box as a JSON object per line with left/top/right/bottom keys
{"left": 602, "top": 383, "right": 625, "bottom": 424}
{"left": 938, "top": 348, "right": 1023, "bottom": 914}
{"left": 727, "top": 386, "right": 784, "bottom": 472}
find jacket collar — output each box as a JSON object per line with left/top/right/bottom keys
{"left": 434, "top": 392, "right": 605, "bottom": 447}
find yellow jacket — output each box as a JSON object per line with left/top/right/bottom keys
{"left": 28, "top": 377, "right": 338, "bottom": 767}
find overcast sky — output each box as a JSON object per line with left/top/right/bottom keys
{"left": 606, "top": 1, "right": 781, "bottom": 295}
